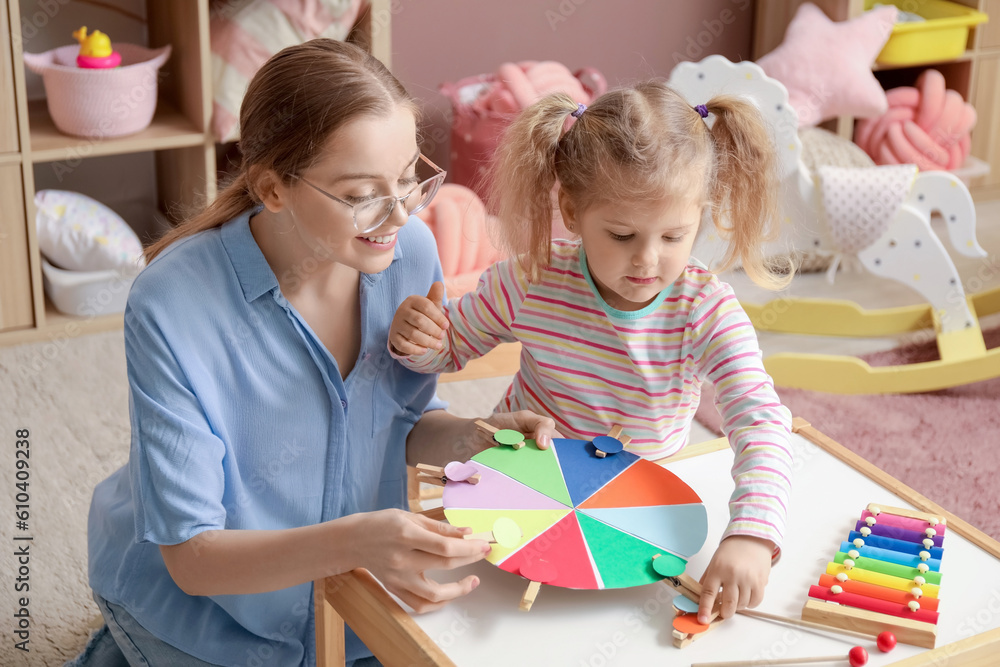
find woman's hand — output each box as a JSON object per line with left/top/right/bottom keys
{"left": 389, "top": 281, "right": 449, "bottom": 356}
{"left": 348, "top": 508, "right": 490, "bottom": 613}
{"left": 697, "top": 535, "right": 774, "bottom": 624}
{"left": 477, "top": 410, "right": 565, "bottom": 451}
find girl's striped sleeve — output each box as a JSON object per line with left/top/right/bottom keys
{"left": 393, "top": 259, "right": 528, "bottom": 374}
{"left": 690, "top": 282, "right": 793, "bottom": 548}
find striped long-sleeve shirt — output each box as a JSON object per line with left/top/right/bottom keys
{"left": 400, "top": 239, "right": 793, "bottom": 546}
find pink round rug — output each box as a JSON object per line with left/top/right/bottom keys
{"left": 696, "top": 327, "right": 1000, "bottom": 541}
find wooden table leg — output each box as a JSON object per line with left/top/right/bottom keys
{"left": 317, "top": 569, "right": 456, "bottom": 667}
{"left": 315, "top": 578, "right": 346, "bottom": 666}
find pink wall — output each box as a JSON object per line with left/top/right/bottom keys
{"left": 390, "top": 0, "right": 756, "bottom": 170}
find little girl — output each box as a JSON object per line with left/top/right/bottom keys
{"left": 389, "top": 82, "right": 794, "bottom": 624}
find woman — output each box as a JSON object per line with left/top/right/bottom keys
{"left": 71, "top": 39, "right": 557, "bottom": 667}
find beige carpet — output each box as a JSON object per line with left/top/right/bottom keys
{"left": 1, "top": 331, "right": 131, "bottom": 665}
{"left": 0, "top": 330, "right": 515, "bottom": 665}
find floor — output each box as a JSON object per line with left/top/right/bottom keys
{"left": 437, "top": 198, "right": 1000, "bottom": 445}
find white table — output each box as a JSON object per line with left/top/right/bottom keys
{"left": 314, "top": 419, "right": 1000, "bottom": 666}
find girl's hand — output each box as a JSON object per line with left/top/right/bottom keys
{"left": 477, "top": 410, "right": 565, "bottom": 451}
{"left": 389, "top": 281, "right": 449, "bottom": 356}
{"left": 349, "top": 508, "right": 489, "bottom": 613}
{"left": 697, "top": 535, "right": 774, "bottom": 624}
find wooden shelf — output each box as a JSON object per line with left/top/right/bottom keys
{"left": 41, "top": 297, "right": 123, "bottom": 336}
{"left": 754, "top": 0, "right": 998, "bottom": 197}
{"left": 0, "top": 297, "right": 123, "bottom": 348}
{"left": 0, "top": 0, "right": 392, "bottom": 345}
{"left": 28, "top": 98, "right": 206, "bottom": 163}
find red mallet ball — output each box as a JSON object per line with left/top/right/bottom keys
{"left": 848, "top": 645, "right": 869, "bottom": 667}
{"left": 877, "top": 631, "right": 897, "bottom": 652}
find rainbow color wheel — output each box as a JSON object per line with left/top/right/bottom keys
{"left": 442, "top": 437, "right": 708, "bottom": 589}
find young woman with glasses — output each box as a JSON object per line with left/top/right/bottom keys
{"left": 71, "top": 39, "right": 558, "bottom": 667}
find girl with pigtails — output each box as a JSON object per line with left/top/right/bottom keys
{"left": 389, "top": 83, "right": 795, "bottom": 624}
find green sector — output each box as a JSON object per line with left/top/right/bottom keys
{"left": 575, "top": 511, "right": 687, "bottom": 589}
{"left": 472, "top": 439, "right": 573, "bottom": 507}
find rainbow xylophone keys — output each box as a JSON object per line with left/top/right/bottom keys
{"left": 802, "top": 503, "right": 946, "bottom": 649}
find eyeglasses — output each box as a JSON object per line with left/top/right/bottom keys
{"left": 297, "top": 154, "right": 446, "bottom": 234}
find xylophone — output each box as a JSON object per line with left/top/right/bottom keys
{"left": 802, "top": 502, "right": 946, "bottom": 649}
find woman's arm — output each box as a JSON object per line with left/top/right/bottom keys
{"left": 160, "top": 509, "right": 490, "bottom": 613}
{"left": 406, "top": 408, "right": 563, "bottom": 467}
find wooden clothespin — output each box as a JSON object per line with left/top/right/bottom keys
{"left": 475, "top": 419, "right": 526, "bottom": 450}
{"left": 662, "top": 566, "right": 879, "bottom": 649}
{"left": 661, "top": 570, "right": 727, "bottom": 648}
{"left": 465, "top": 517, "right": 522, "bottom": 548}
{"left": 517, "top": 559, "right": 557, "bottom": 612}
{"left": 414, "top": 462, "right": 481, "bottom": 487}
{"left": 593, "top": 425, "right": 631, "bottom": 458}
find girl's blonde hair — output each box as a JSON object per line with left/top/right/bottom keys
{"left": 145, "top": 39, "right": 417, "bottom": 262}
{"left": 489, "top": 81, "right": 790, "bottom": 289}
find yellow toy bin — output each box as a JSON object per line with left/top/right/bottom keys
{"left": 866, "top": 0, "right": 988, "bottom": 66}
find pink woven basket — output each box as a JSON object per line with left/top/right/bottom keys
{"left": 23, "top": 43, "right": 171, "bottom": 139}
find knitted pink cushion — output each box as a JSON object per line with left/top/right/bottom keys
{"left": 853, "top": 69, "right": 976, "bottom": 170}
{"left": 23, "top": 43, "right": 171, "bottom": 138}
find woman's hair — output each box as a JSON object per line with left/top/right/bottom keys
{"left": 489, "top": 81, "right": 790, "bottom": 289}
{"left": 145, "top": 39, "right": 417, "bottom": 262}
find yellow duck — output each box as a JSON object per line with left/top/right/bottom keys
{"left": 73, "top": 27, "right": 112, "bottom": 58}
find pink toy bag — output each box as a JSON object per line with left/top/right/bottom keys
{"left": 441, "top": 61, "right": 607, "bottom": 201}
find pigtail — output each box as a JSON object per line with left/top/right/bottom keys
{"left": 706, "top": 95, "right": 793, "bottom": 289}
{"left": 488, "top": 93, "right": 580, "bottom": 281}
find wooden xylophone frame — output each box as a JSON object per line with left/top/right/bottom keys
{"left": 802, "top": 502, "right": 945, "bottom": 649}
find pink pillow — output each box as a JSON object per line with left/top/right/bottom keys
{"left": 757, "top": 3, "right": 898, "bottom": 127}
{"left": 209, "top": 0, "right": 363, "bottom": 142}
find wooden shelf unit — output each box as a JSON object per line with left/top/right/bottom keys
{"left": 752, "top": 0, "right": 1000, "bottom": 200}
{"left": 0, "top": 0, "right": 392, "bottom": 347}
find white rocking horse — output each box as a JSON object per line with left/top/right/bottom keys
{"left": 668, "top": 55, "right": 1000, "bottom": 394}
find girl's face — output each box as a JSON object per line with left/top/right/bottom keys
{"left": 282, "top": 105, "right": 420, "bottom": 275}
{"left": 564, "top": 196, "right": 702, "bottom": 311}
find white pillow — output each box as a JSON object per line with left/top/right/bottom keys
{"left": 34, "top": 190, "right": 145, "bottom": 272}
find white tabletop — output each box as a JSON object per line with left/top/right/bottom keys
{"left": 411, "top": 431, "right": 1000, "bottom": 666}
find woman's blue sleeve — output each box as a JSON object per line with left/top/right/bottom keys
{"left": 124, "top": 300, "right": 228, "bottom": 546}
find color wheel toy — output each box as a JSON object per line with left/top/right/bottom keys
{"left": 435, "top": 425, "right": 709, "bottom": 610}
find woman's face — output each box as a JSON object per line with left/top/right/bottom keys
{"left": 282, "top": 105, "right": 420, "bottom": 275}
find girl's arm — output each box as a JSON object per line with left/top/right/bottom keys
{"left": 690, "top": 282, "right": 793, "bottom": 623}
{"left": 160, "top": 510, "right": 488, "bottom": 613}
{"left": 390, "top": 259, "right": 529, "bottom": 374}
{"left": 692, "top": 284, "right": 793, "bottom": 547}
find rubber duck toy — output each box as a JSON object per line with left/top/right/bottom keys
{"left": 73, "top": 26, "right": 121, "bottom": 69}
